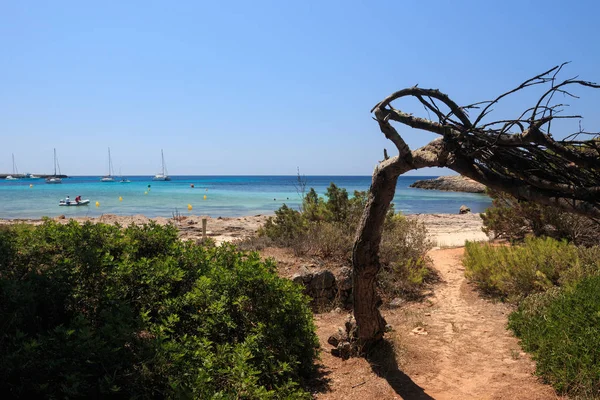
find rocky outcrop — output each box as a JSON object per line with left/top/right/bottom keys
{"left": 410, "top": 175, "right": 486, "bottom": 193}
{"left": 292, "top": 267, "right": 353, "bottom": 311}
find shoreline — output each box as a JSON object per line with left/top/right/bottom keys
{"left": 0, "top": 212, "right": 489, "bottom": 248}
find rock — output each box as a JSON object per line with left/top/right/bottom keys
{"left": 337, "top": 341, "right": 352, "bottom": 360}
{"left": 327, "top": 327, "right": 348, "bottom": 347}
{"left": 345, "top": 315, "right": 358, "bottom": 341}
{"left": 310, "top": 270, "right": 335, "bottom": 290}
{"left": 389, "top": 298, "right": 403, "bottom": 308}
{"left": 410, "top": 175, "right": 486, "bottom": 193}
{"left": 411, "top": 326, "right": 428, "bottom": 335}
{"left": 336, "top": 267, "right": 353, "bottom": 291}
{"left": 459, "top": 205, "right": 471, "bottom": 214}
{"left": 57, "top": 215, "right": 66, "bottom": 220}
{"left": 292, "top": 265, "right": 313, "bottom": 285}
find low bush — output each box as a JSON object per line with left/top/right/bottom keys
{"left": 260, "top": 183, "right": 433, "bottom": 300}
{"left": 463, "top": 237, "right": 590, "bottom": 302}
{"left": 378, "top": 215, "right": 434, "bottom": 300}
{"left": 481, "top": 190, "right": 599, "bottom": 246}
{"left": 508, "top": 276, "right": 600, "bottom": 396}
{"left": 0, "top": 221, "right": 317, "bottom": 398}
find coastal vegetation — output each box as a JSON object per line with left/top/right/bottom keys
{"left": 257, "top": 183, "right": 434, "bottom": 301}
{"left": 481, "top": 189, "right": 600, "bottom": 247}
{"left": 0, "top": 220, "right": 317, "bottom": 398}
{"left": 466, "top": 196, "right": 600, "bottom": 396}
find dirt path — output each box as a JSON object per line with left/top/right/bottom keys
{"left": 313, "top": 247, "right": 560, "bottom": 399}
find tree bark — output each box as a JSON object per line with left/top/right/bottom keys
{"left": 352, "top": 160, "right": 399, "bottom": 348}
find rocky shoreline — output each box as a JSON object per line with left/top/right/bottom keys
{"left": 410, "top": 175, "right": 486, "bottom": 193}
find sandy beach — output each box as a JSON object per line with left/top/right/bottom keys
{"left": 0, "top": 212, "right": 489, "bottom": 247}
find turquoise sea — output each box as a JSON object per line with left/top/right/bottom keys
{"left": 0, "top": 176, "right": 491, "bottom": 220}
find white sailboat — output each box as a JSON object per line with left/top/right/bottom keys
{"left": 5, "top": 153, "right": 19, "bottom": 180}
{"left": 152, "top": 149, "right": 171, "bottom": 181}
{"left": 100, "top": 148, "right": 116, "bottom": 182}
{"left": 45, "top": 148, "right": 62, "bottom": 184}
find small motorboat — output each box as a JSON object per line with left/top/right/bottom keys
{"left": 59, "top": 199, "right": 90, "bottom": 206}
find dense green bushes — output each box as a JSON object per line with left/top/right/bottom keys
{"left": 481, "top": 190, "right": 599, "bottom": 246}
{"left": 0, "top": 220, "right": 317, "bottom": 398}
{"left": 464, "top": 236, "right": 600, "bottom": 396}
{"left": 259, "top": 183, "right": 433, "bottom": 299}
{"left": 465, "top": 237, "right": 586, "bottom": 302}
{"left": 508, "top": 276, "right": 600, "bottom": 396}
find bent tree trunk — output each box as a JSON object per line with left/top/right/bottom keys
{"left": 352, "top": 162, "right": 399, "bottom": 347}
{"left": 353, "top": 65, "right": 600, "bottom": 347}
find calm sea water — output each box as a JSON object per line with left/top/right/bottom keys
{"left": 0, "top": 176, "right": 491, "bottom": 220}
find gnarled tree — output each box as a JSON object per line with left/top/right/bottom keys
{"left": 353, "top": 64, "right": 600, "bottom": 348}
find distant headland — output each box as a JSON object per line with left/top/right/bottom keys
{"left": 410, "top": 175, "right": 486, "bottom": 193}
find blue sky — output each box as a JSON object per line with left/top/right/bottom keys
{"left": 2, "top": 0, "right": 599, "bottom": 176}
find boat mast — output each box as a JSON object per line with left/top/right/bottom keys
{"left": 108, "top": 147, "right": 113, "bottom": 177}
{"left": 53, "top": 148, "right": 57, "bottom": 176}
{"left": 161, "top": 149, "right": 165, "bottom": 176}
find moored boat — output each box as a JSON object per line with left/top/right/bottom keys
{"left": 101, "top": 147, "right": 116, "bottom": 182}
{"left": 5, "top": 154, "right": 19, "bottom": 180}
{"left": 152, "top": 149, "right": 171, "bottom": 181}
{"left": 46, "top": 149, "right": 62, "bottom": 184}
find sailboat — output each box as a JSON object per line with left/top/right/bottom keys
{"left": 100, "top": 148, "right": 116, "bottom": 182}
{"left": 5, "top": 154, "right": 19, "bottom": 180}
{"left": 152, "top": 149, "right": 171, "bottom": 181}
{"left": 118, "top": 168, "right": 131, "bottom": 183}
{"left": 45, "top": 148, "right": 62, "bottom": 184}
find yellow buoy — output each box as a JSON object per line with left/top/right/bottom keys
{"left": 187, "top": 204, "right": 192, "bottom": 211}
{"left": 95, "top": 201, "right": 100, "bottom": 207}
{"left": 144, "top": 191, "right": 148, "bottom": 195}
{"left": 119, "top": 196, "right": 123, "bottom": 202}
{"left": 203, "top": 195, "right": 207, "bottom": 200}
{"left": 29, "top": 184, "right": 33, "bottom": 188}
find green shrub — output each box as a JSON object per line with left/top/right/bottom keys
{"left": 508, "top": 276, "right": 600, "bottom": 396}
{"left": 260, "top": 204, "right": 306, "bottom": 244}
{"left": 481, "top": 190, "right": 599, "bottom": 246}
{"left": 259, "top": 183, "right": 432, "bottom": 300}
{"left": 0, "top": 221, "right": 317, "bottom": 398}
{"left": 463, "top": 237, "right": 584, "bottom": 302}
{"left": 378, "top": 214, "right": 434, "bottom": 300}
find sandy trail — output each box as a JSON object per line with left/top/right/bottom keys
{"left": 313, "top": 247, "right": 559, "bottom": 399}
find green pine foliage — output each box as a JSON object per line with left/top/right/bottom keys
{"left": 0, "top": 220, "right": 317, "bottom": 399}
{"left": 481, "top": 189, "right": 599, "bottom": 247}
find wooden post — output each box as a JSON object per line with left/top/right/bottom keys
{"left": 202, "top": 218, "right": 207, "bottom": 240}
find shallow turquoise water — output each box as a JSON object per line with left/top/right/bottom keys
{"left": 0, "top": 175, "right": 491, "bottom": 219}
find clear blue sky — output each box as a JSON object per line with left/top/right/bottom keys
{"left": 2, "top": 0, "right": 599, "bottom": 176}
